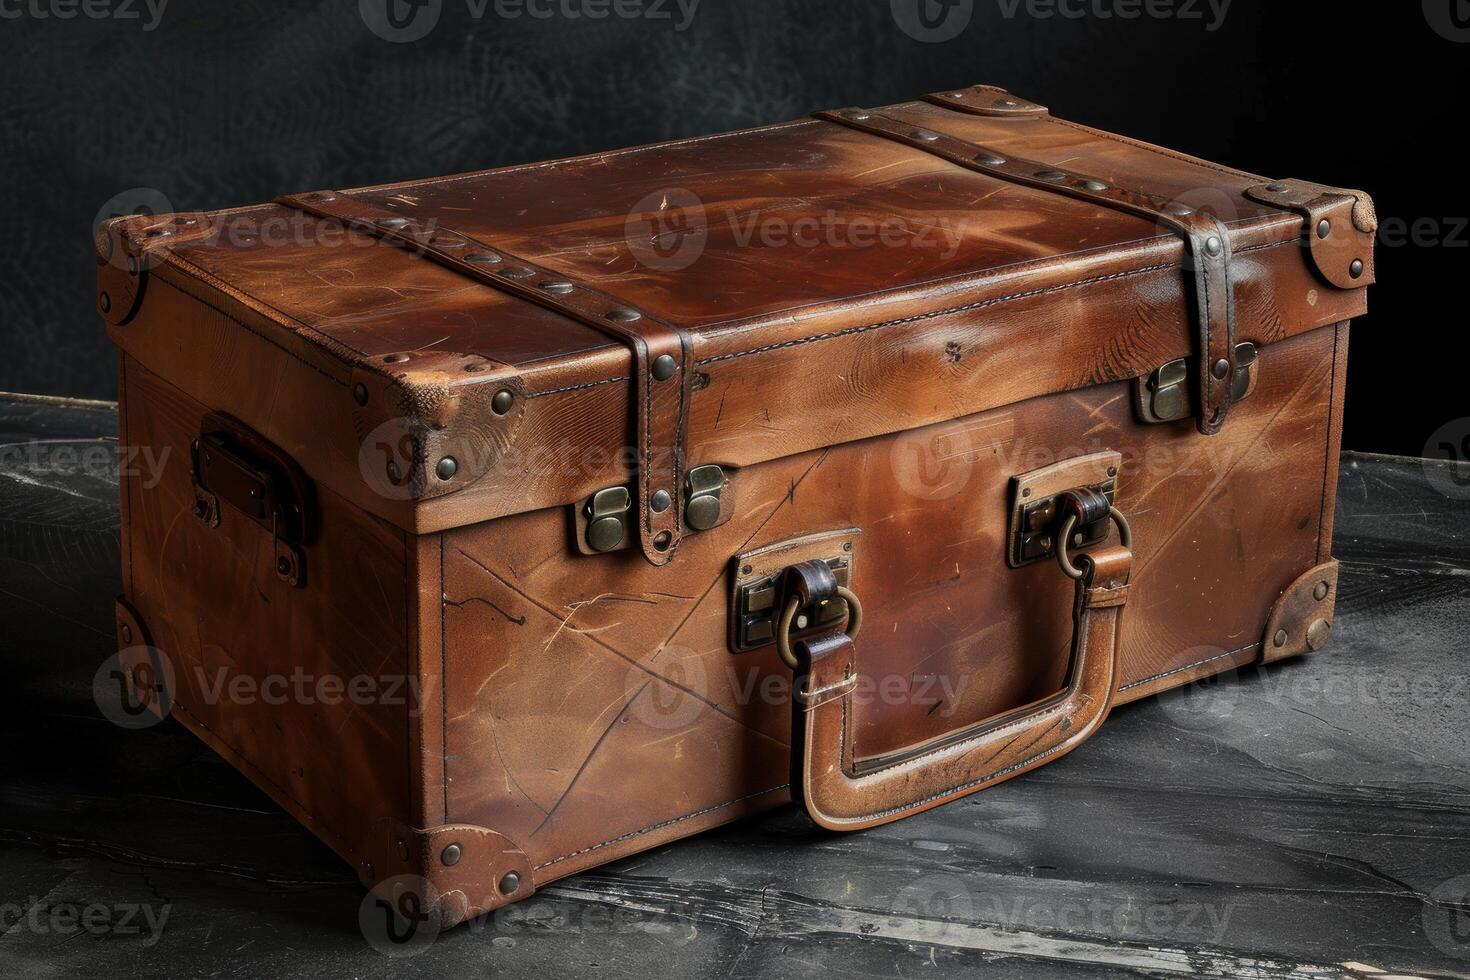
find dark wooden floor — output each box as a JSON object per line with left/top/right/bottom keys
{"left": 2, "top": 391, "right": 1467, "bottom": 979}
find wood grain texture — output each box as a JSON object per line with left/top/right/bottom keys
{"left": 1, "top": 394, "right": 1464, "bottom": 977}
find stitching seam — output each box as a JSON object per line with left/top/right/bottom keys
{"left": 534, "top": 785, "right": 788, "bottom": 869}
{"left": 1117, "top": 642, "right": 1259, "bottom": 692}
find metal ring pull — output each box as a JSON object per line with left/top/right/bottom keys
{"left": 776, "top": 587, "right": 863, "bottom": 670}
{"left": 1057, "top": 507, "right": 1132, "bottom": 580}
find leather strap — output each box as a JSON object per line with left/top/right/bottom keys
{"left": 815, "top": 106, "right": 1240, "bottom": 435}
{"left": 789, "top": 544, "right": 1131, "bottom": 831}
{"left": 276, "top": 190, "right": 693, "bottom": 565}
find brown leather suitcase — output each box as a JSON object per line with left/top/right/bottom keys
{"left": 98, "top": 83, "right": 1373, "bottom": 928}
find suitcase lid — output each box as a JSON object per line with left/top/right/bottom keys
{"left": 99, "top": 85, "right": 1374, "bottom": 560}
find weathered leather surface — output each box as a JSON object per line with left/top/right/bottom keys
{"left": 105, "top": 87, "right": 1364, "bottom": 923}
{"left": 101, "top": 88, "right": 1369, "bottom": 536}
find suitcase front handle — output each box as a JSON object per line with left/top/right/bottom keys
{"left": 783, "top": 503, "right": 1132, "bottom": 831}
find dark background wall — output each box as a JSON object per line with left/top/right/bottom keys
{"left": 1, "top": 0, "right": 1464, "bottom": 457}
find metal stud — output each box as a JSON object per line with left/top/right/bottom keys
{"left": 441, "top": 843, "right": 462, "bottom": 866}
{"left": 650, "top": 489, "right": 672, "bottom": 513}
{"left": 1036, "top": 170, "right": 1068, "bottom": 182}
{"left": 1273, "top": 629, "right": 1288, "bottom": 647}
{"left": 1211, "top": 358, "right": 1231, "bottom": 380}
{"left": 120, "top": 623, "right": 132, "bottom": 644}
{"left": 844, "top": 110, "right": 871, "bottom": 121}
{"left": 376, "top": 217, "right": 411, "bottom": 230}
{"left": 1349, "top": 259, "right": 1364, "bottom": 279}
{"left": 1079, "top": 179, "right": 1109, "bottom": 192}
{"left": 99, "top": 292, "right": 111, "bottom": 313}
{"left": 465, "top": 252, "right": 502, "bottom": 264}
{"left": 651, "top": 354, "right": 678, "bottom": 381}
{"left": 607, "top": 308, "right": 643, "bottom": 322}
{"left": 1204, "top": 236, "right": 1223, "bottom": 257}
{"left": 540, "top": 280, "right": 574, "bottom": 294}
{"left": 1306, "top": 618, "right": 1331, "bottom": 651}
{"left": 1313, "top": 581, "right": 1330, "bottom": 601}
{"left": 1165, "top": 203, "right": 1195, "bottom": 217}
{"left": 491, "top": 389, "right": 515, "bottom": 415}
{"left": 1317, "top": 219, "right": 1332, "bottom": 239}
{"left": 499, "top": 267, "right": 534, "bottom": 279}
{"left": 1266, "top": 182, "right": 1288, "bottom": 193}
{"left": 384, "top": 353, "right": 410, "bottom": 364}
{"left": 499, "top": 872, "right": 520, "bottom": 895}
{"left": 995, "top": 99, "right": 1019, "bottom": 108}
{"left": 974, "top": 152, "right": 1006, "bottom": 166}
{"left": 435, "top": 457, "right": 458, "bottom": 481}
{"left": 352, "top": 382, "right": 369, "bottom": 406}
{"left": 910, "top": 129, "right": 940, "bottom": 142}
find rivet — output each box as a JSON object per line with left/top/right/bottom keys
{"left": 1080, "top": 180, "right": 1109, "bottom": 192}
{"left": 910, "top": 129, "right": 940, "bottom": 142}
{"left": 376, "top": 217, "right": 411, "bottom": 230}
{"left": 386, "top": 460, "right": 402, "bottom": 483}
{"left": 1165, "top": 203, "right": 1195, "bottom": 217}
{"left": 1021, "top": 487, "right": 1032, "bottom": 497}
{"left": 1211, "top": 359, "right": 1231, "bottom": 380}
{"left": 1306, "top": 618, "right": 1331, "bottom": 651}
{"left": 384, "top": 353, "right": 410, "bottom": 364}
{"left": 540, "top": 280, "right": 574, "bottom": 294}
{"left": 435, "top": 456, "right": 458, "bottom": 481}
{"left": 607, "top": 308, "right": 643, "bottom": 322}
{"left": 120, "top": 624, "right": 132, "bottom": 644}
{"left": 499, "top": 267, "right": 534, "bottom": 279}
{"left": 499, "top": 871, "right": 521, "bottom": 895}
{"left": 99, "top": 292, "right": 112, "bottom": 313}
{"left": 277, "top": 556, "right": 293, "bottom": 577}
{"left": 465, "top": 252, "right": 502, "bottom": 265}
{"left": 650, "top": 489, "right": 672, "bottom": 513}
{"left": 844, "top": 110, "right": 871, "bottom": 121}
{"left": 1273, "top": 629, "right": 1288, "bottom": 647}
{"left": 491, "top": 389, "right": 515, "bottom": 415}
{"left": 995, "top": 99, "right": 1019, "bottom": 108}
{"left": 352, "top": 382, "right": 369, "bottom": 406}
{"left": 396, "top": 839, "right": 410, "bottom": 861}
{"left": 1036, "top": 170, "right": 1068, "bottom": 182}
{"left": 1349, "top": 259, "right": 1364, "bottom": 279}
{"left": 1204, "top": 236, "right": 1223, "bottom": 257}
{"left": 304, "top": 191, "right": 337, "bottom": 203}
{"left": 974, "top": 152, "right": 1006, "bottom": 166}
{"left": 653, "top": 531, "right": 673, "bottom": 552}
{"left": 1266, "top": 182, "right": 1288, "bottom": 192}
{"left": 441, "top": 843, "right": 462, "bottom": 866}
{"left": 1107, "top": 466, "right": 1118, "bottom": 477}
{"left": 1313, "top": 581, "right": 1329, "bottom": 601}
{"left": 651, "top": 354, "right": 678, "bottom": 381}
{"left": 1316, "top": 219, "right": 1332, "bottom": 239}
{"left": 430, "top": 234, "right": 465, "bottom": 248}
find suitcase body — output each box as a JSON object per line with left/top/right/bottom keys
{"left": 99, "top": 84, "right": 1372, "bottom": 926}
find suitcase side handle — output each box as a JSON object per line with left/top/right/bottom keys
{"left": 783, "top": 504, "right": 1132, "bottom": 831}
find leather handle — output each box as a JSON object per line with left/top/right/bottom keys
{"left": 789, "top": 543, "right": 1131, "bottom": 831}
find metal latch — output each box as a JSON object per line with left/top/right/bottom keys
{"left": 191, "top": 413, "right": 314, "bottom": 587}
{"left": 1136, "top": 342, "right": 1258, "bottom": 424}
{"left": 728, "top": 529, "right": 858, "bottom": 654}
{"left": 581, "top": 486, "right": 631, "bottom": 554}
{"left": 577, "top": 464, "right": 731, "bottom": 555}
{"left": 1007, "top": 451, "right": 1121, "bottom": 568}
{"left": 685, "top": 464, "right": 728, "bottom": 532}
